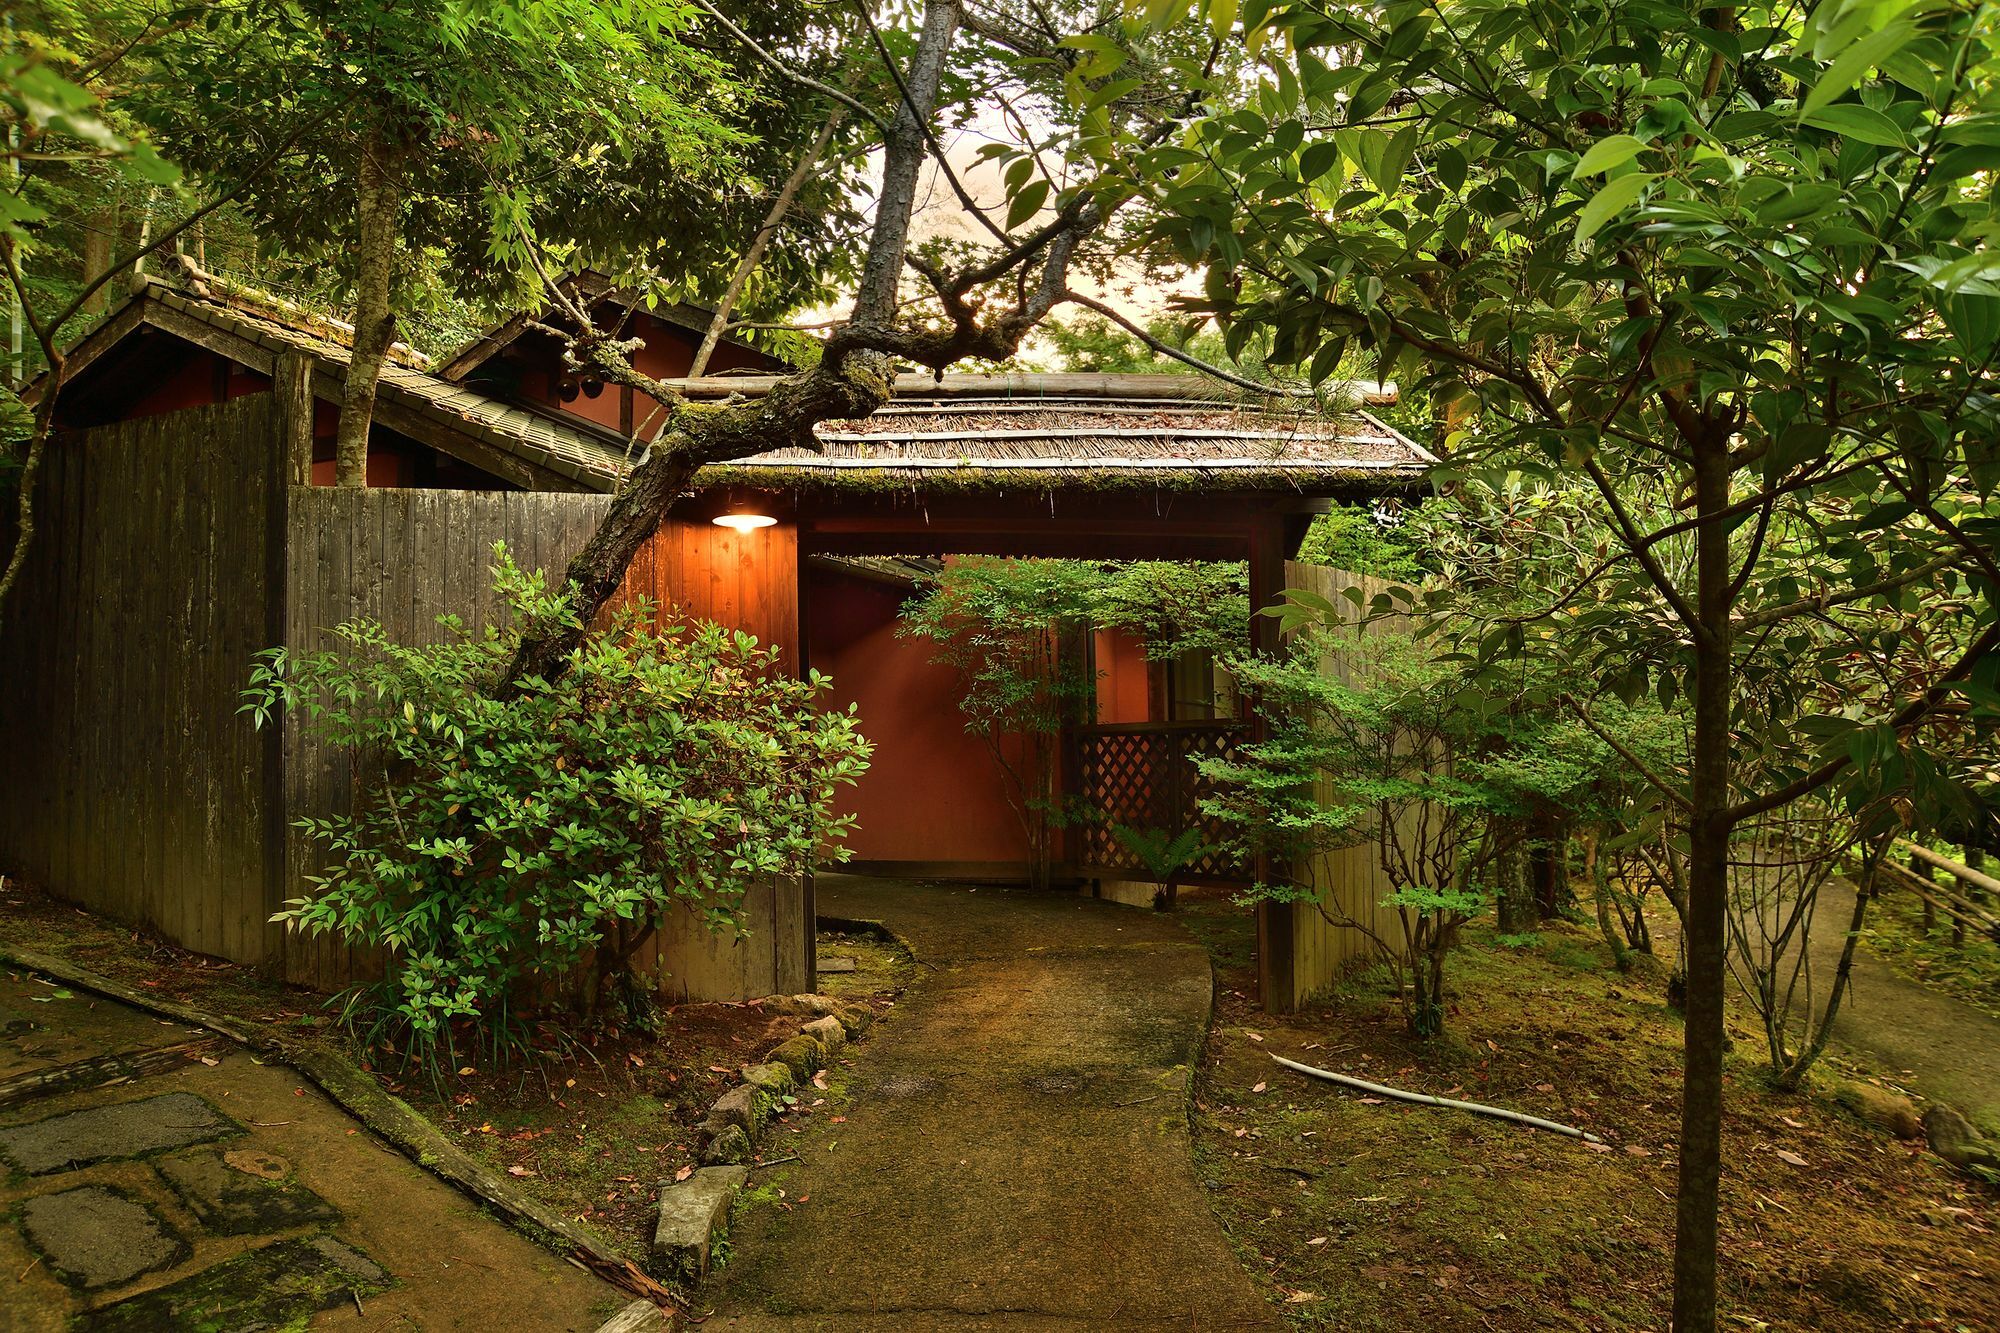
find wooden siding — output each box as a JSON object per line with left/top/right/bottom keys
{"left": 0, "top": 397, "right": 285, "bottom": 963}
{"left": 280, "top": 486, "right": 804, "bottom": 997}
{"left": 1282, "top": 561, "right": 1408, "bottom": 1007}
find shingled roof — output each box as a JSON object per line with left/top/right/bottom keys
{"left": 55, "top": 279, "right": 1434, "bottom": 497}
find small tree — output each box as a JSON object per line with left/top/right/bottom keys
{"left": 1206, "top": 636, "right": 1513, "bottom": 1036}
{"left": 243, "top": 547, "right": 870, "bottom": 1063}
{"left": 898, "top": 559, "right": 1101, "bottom": 892}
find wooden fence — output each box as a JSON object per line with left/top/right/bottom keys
{"left": 1280, "top": 560, "right": 1408, "bottom": 1006}
{"left": 2, "top": 399, "right": 809, "bottom": 1001}
{"left": 0, "top": 398, "right": 285, "bottom": 965}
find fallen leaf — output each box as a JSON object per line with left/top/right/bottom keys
{"left": 458, "top": 1067, "right": 476, "bottom": 1077}
{"left": 1775, "top": 1149, "right": 1808, "bottom": 1167}
{"left": 1252, "top": 1081, "right": 1268, "bottom": 1094}
{"left": 674, "top": 1165, "right": 694, "bottom": 1182}
{"left": 1624, "top": 1145, "right": 1651, "bottom": 1157}
{"left": 507, "top": 1165, "right": 535, "bottom": 1177}
{"left": 1358, "top": 1096, "right": 1385, "bottom": 1105}
{"left": 1781, "top": 1116, "right": 1805, "bottom": 1129}
{"left": 1285, "top": 1291, "right": 1319, "bottom": 1304}
{"left": 1307, "top": 1236, "right": 1328, "bottom": 1246}
{"left": 1245, "top": 1031, "right": 1265, "bottom": 1043}
{"left": 199, "top": 1056, "right": 220, "bottom": 1067}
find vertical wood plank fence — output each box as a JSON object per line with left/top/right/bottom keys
{"left": 0, "top": 397, "right": 284, "bottom": 965}
{"left": 1281, "top": 561, "right": 1408, "bottom": 1006}
{"left": 2, "top": 400, "right": 808, "bottom": 1001}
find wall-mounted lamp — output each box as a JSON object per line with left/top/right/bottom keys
{"left": 712, "top": 508, "right": 778, "bottom": 533}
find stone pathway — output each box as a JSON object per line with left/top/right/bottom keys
{"left": 0, "top": 968, "right": 621, "bottom": 1331}
{"left": 707, "top": 876, "right": 1277, "bottom": 1331}
{"left": 1809, "top": 876, "right": 2000, "bottom": 1128}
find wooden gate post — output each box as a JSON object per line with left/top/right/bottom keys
{"left": 1248, "top": 515, "right": 1295, "bottom": 1012}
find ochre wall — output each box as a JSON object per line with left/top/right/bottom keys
{"left": 806, "top": 565, "right": 1030, "bottom": 866}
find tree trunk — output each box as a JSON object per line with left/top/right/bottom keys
{"left": 1673, "top": 425, "right": 1735, "bottom": 1333}
{"left": 1497, "top": 834, "right": 1538, "bottom": 935}
{"left": 494, "top": 1, "right": 965, "bottom": 696}
{"left": 335, "top": 127, "right": 404, "bottom": 488}
{"left": 688, "top": 112, "right": 843, "bottom": 378}
{"left": 80, "top": 215, "right": 113, "bottom": 315}
{"left": 1530, "top": 817, "right": 1567, "bottom": 918}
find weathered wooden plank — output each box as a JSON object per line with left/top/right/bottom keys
{"left": 0, "top": 399, "right": 280, "bottom": 964}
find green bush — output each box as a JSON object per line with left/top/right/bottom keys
{"left": 243, "top": 546, "right": 870, "bottom": 1057}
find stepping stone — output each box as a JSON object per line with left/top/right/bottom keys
{"left": 817, "top": 955, "right": 858, "bottom": 974}
{"left": 0, "top": 1091, "right": 237, "bottom": 1173}
{"left": 20, "top": 1185, "right": 188, "bottom": 1289}
{"left": 156, "top": 1146, "right": 338, "bottom": 1235}
{"left": 84, "top": 1233, "right": 389, "bottom": 1331}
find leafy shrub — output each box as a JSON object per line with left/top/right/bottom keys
{"left": 243, "top": 546, "right": 870, "bottom": 1058}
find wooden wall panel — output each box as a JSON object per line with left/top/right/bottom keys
{"left": 0, "top": 397, "right": 283, "bottom": 964}
{"left": 1282, "top": 561, "right": 1409, "bottom": 1007}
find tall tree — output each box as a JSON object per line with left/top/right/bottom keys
{"left": 139, "top": 0, "right": 750, "bottom": 482}
{"left": 1105, "top": 0, "right": 2000, "bottom": 1326}
{"left": 0, "top": 0, "right": 287, "bottom": 616}
{"left": 492, "top": 0, "right": 1236, "bottom": 687}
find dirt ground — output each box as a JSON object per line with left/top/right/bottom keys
{"left": 1178, "top": 892, "right": 2000, "bottom": 1332}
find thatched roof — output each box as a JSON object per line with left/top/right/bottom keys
{"left": 58, "top": 278, "right": 1433, "bottom": 498}
{"left": 699, "top": 392, "right": 1431, "bottom": 494}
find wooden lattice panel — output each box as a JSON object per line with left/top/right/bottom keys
{"left": 1071, "top": 722, "right": 1251, "bottom": 882}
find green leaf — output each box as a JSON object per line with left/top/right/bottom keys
{"left": 1575, "top": 173, "right": 1653, "bottom": 242}
{"left": 1801, "top": 19, "right": 1918, "bottom": 116}
{"left": 1573, "top": 134, "right": 1649, "bottom": 177}
{"left": 1799, "top": 103, "right": 1908, "bottom": 148}
{"left": 1006, "top": 180, "right": 1051, "bottom": 231}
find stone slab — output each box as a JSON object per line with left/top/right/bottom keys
{"left": 85, "top": 1233, "right": 389, "bottom": 1330}
{"left": 20, "top": 1185, "right": 187, "bottom": 1289}
{"left": 650, "top": 1165, "right": 748, "bottom": 1282}
{"left": 816, "top": 956, "right": 858, "bottom": 974}
{"left": 155, "top": 1146, "right": 339, "bottom": 1235}
{"left": 0, "top": 1091, "right": 237, "bottom": 1174}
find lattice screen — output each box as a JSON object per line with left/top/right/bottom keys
{"left": 1071, "top": 723, "right": 1251, "bottom": 882}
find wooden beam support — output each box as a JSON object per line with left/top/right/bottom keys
{"left": 1247, "top": 513, "right": 1296, "bottom": 1012}
{"left": 273, "top": 352, "right": 316, "bottom": 486}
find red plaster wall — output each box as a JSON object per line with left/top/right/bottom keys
{"left": 1094, "top": 627, "right": 1154, "bottom": 724}
{"left": 806, "top": 565, "right": 1030, "bottom": 865}
{"left": 124, "top": 350, "right": 270, "bottom": 418}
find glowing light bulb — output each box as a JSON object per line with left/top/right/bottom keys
{"left": 712, "top": 511, "right": 777, "bottom": 532}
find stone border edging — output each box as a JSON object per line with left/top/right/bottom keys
{"left": 0, "top": 946, "right": 688, "bottom": 1321}
{"left": 648, "top": 992, "right": 873, "bottom": 1284}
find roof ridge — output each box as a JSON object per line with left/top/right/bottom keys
{"left": 151, "top": 261, "right": 430, "bottom": 369}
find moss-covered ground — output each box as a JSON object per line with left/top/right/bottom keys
{"left": 1177, "top": 890, "right": 2000, "bottom": 1332}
